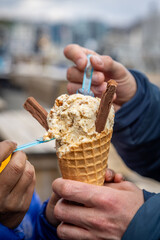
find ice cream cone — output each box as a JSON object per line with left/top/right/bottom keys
{"left": 57, "top": 130, "right": 113, "bottom": 186}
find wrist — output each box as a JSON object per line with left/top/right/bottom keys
{"left": 125, "top": 72, "right": 137, "bottom": 102}
{"left": 115, "top": 71, "right": 137, "bottom": 108}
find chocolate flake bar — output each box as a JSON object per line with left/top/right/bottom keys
{"left": 23, "top": 97, "right": 49, "bottom": 130}
{"left": 95, "top": 80, "right": 117, "bottom": 133}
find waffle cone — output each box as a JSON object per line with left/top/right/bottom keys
{"left": 57, "top": 130, "right": 113, "bottom": 186}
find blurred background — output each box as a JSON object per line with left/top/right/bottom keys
{"left": 0, "top": 0, "right": 159, "bottom": 201}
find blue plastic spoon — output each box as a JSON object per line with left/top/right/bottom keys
{"left": 13, "top": 137, "right": 55, "bottom": 152}
{"left": 77, "top": 54, "right": 94, "bottom": 97}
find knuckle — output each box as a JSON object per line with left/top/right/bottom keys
{"left": 104, "top": 192, "right": 117, "bottom": 206}
{"left": 106, "top": 56, "right": 113, "bottom": 67}
{"left": 24, "top": 162, "right": 35, "bottom": 181}
{"left": 89, "top": 215, "right": 107, "bottom": 230}
{"left": 10, "top": 161, "right": 24, "bottom": 175}
{"left": 60, "top": 182, "right": 72, "bottom": 198}
{"left": 94, "top": 191, "right": 117, "bottom": 209}
{"left": 94, "top": 194, "right": 108, "bottom": 207}
{"left": 5, "top": 200, "right": 16, "bottom": 212}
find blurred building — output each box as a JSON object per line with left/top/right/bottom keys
{"left": 0, "top": 3, "right": 159, "bottom": 75}
{"left": 98, "top": 7, "right": 160, "bottom": 73}
{"left": 72, "top": 20, "right": 108, "bottom": 51}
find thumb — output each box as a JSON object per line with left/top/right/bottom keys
{"left": 49, "top": 192, "right": 61, "bottom": 207}
{"left": 90, "top": 55, "right": 127, "bottom": 80}
{"left": 45, "top": 192, "right": 61, "bottom": 226}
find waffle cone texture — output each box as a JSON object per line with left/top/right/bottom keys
{"left": 57, "top": 130, "right": 113, "bottom": 186}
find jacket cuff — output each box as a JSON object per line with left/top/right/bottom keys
{"left": 114, "top": 70, "right": 150, "bottom": 131}
{"left": 122, "top": 193, "right": 160, "bottom": 240}
{"left": 143, "top": 189, "right": 156, "bottom": 202}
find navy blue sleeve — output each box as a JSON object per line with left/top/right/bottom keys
{"left": 122, "top": 193, "right": 160, "bottom": 240}
{"left": 112, "top": 70, "right": 160, "bottom": 181}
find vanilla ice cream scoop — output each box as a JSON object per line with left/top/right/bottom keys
{"left": 44, "top": 93, "right": 114, "bottom": 155}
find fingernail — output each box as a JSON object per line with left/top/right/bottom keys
{"left": 106, "top": 169, "right": 114, "bottom": 180}
{"left": 92, "top": 55, "right": 103, "bottom": 66}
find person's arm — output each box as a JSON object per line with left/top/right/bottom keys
{"left": 112, "top": 70, "right": 160, "bottom": 181}
{"left": 122, "top": 193, "right": 160, "bottom": 240}
{"left": 0, "top": 141, "right": 35, "bottom": 239}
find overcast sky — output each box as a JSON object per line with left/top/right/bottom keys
{"left": 0, "top": 0, "right": 160, "bottom": 26}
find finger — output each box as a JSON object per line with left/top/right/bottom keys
{"left": 90, "top": 55, "right": 127, "bottom": 79}
{"left": 105, "top": 168, "right": 115, "bottom": 182}
{"left": 5, "top": 170, "right": 35, "bottom": 214}
{"left": 67, "top": 82, "right": 107, "bottom": 98}
{"left": 55, "top": 199, "right": 109, "bottom": 233}
{"left": 49, "top": 192, "right": 61, "bottom": 206}
{"left": 52, "top": 178, "right": 100, "bottom": 207}
{"left": 91, "top": 82, "right": 107, "bottom": 98}
{"left": 0, "top": 151, "right": 26, "bottom": 194}
{"left": 0, "top": 140, "right": 17, "bottom": 163}
{"left": 64, "top": 44, "right": 96, "bottom": 70}
{"left": 54, "top": 199, "right": 92, "bottom": 228}
{"left": 104, "top": 181, "right": 132, "bottom": 191}
{"left": 18, "top": 170, "right": 35, "bottom": 211}
{"left": 67, "top": 82, "right": 82, "bottom": 95}
{"left": 114, "top": 173, "right": 125, "bottom": 183}
{"left": 17, "top": 174, "right": 35, "bottom": 212}
{"left": 46, "top": 192, "right": 61, "bottom": 226}
{"left": 9, "top": 160, "right": 35, "bottom": 197}
{"left": 67, "top": 66, "right": 105, "bottom": 86}
{"left": 57, "top": 222, "right": 92, "bottom": 240}
{"left": 105, "top": 170, "right": 125, "bottom": 183}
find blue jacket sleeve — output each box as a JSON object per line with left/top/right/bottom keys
{"left": 0, "top": 224, "right": 25, "bottom": 240}
{"left": 35, "top": 200, "right": 61, "bottom": 240}
{"left": 122, "top": 193, "right": 160, "bottom": 240}
{"left": 0, "top": 192, "right": 61, "bottom": 240}
{"left": 0, "top": 191, "right": 41, "bottom": 240}
{"left": 112, "top": 70, "right": 160, "bottom": 181}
